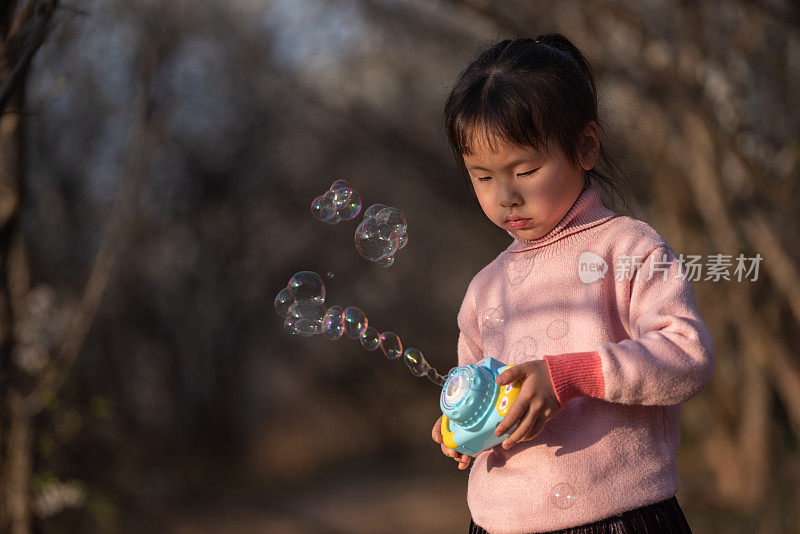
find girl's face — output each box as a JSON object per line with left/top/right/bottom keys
{"left": 462, "top": 122, "right": 599, "bottom": 241}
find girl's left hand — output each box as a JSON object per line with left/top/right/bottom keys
{"left": 493, "top": 360, "right": 561, "bottom": 449}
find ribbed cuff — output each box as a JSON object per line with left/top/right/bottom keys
{"left": 543, "top": 351, "right": 605, "bottom": 405}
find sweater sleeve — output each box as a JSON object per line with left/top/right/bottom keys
{"left": 544, "top": 245, "right": 716, "bottom": 406}
{"left": 457, "top": 279, "right": 483, "bottom": 367}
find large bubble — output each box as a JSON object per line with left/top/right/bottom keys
{"left": 354, "top": 204, "right": 408, "bottom": 268}
{"left": 311, "top": 180, "right": 362, "bottom": 224}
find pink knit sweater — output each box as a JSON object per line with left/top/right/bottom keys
{"left": 458, "top": 185, "right": 715, "bottom": 533}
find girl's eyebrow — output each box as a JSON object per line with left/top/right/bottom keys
{"left": 467, "top": 156, "right": 539, "bottom": 172}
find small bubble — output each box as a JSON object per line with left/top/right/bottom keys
{"left": 402, "top": 348, "right": 430, "bottom": 377}
{"left": 379, "top": 332, "right": 403, "bottom": 360}
{"left": 376, "top": 256, "right": 395, "bottom": 268}
{"left": 550, "top": 483, "right": 577, "bottom": 509}
{"left": 481, "top": 307, "right": 505, "bottom": 330}
{"left": 343, "top": 306, "right": 368, "bottom": 339}
{"left": 286, "top": 300, "right": 325, "bottom": 336}
{"left": 360, "top": 326, "right": 381, "bottom": 351}
{"left": 274, "top": 287, "right": 295, "bottom": 318}
{"left": 322, "top": 306, "right": 345, "bottom": 340}
{"left": 326, "top": 271, "right": 335, "bottom": 279}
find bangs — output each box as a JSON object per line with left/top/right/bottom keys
{"left": 450, "top": 78, "right": 552, "bottom": 157}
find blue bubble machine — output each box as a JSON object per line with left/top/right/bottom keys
{"left": 440, "top": 357, "right": 522, "bottom": 455}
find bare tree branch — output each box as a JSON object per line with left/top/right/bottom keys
{"left": 0, "top": 0, "right": 57, "bottom": 113}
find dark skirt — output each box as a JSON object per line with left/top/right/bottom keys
{"left": 468, "top": 496, "right": 692, "bottom": 534}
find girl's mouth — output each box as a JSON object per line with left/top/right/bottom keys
{"left": 506, "top": 218, "right": 531, "bottom": 229}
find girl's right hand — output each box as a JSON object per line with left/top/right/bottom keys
{"left": 432, "top": 414, "right": 473, "bottom": 470}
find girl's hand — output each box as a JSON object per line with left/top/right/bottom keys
{"left": 493, "top": 360, "right": 561, "bottom": 449}
{"left": 432, "top": 414, "right": 473, "bottom": 470}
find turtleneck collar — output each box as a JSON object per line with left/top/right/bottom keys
{"left": 506, "top": 185, "right": 617, "bottom": 258}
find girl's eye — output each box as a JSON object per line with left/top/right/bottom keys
{"left": 518, "top": 167, "right": 541, "bottom": 177}
{"left": 477, "top": 176, "right": 492, "bottom": 182}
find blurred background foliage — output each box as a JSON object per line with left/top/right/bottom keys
{"left": 0, "top": 0, "right": 798, "bottom": 532}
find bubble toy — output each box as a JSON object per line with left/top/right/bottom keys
{"left": 354, "top": 204, "right": 408, "bottom": 268}
{"left": 438, "top": 357, "right": 523, "bottom": 455}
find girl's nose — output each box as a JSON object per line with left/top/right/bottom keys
{"left": 499, "top": 182, "right": 523, "bottom": 207}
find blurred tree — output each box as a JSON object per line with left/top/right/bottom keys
{"left": 0, "top": 3, "right": 60, "bottom": 532}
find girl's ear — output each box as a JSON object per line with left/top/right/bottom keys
{"left": 578, "top": 121, "right": 600, "bottom": 170}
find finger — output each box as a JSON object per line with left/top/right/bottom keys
{"left": 502, "top": 407, "right": 538, "bottom": 449}
{"left": 494, "top": 391, "right": 533, "bottom": 436}
{"left": 432, "top": 417, "right": 443, "bottom": 442}
{"left": 525, "top": 414, "right": 547, "bottom": 440}
{"left": 441, "top": 444, "right": 459, "bottom": 458}
{"left": 495, "top": 365, "right": 521, "bottom": 386}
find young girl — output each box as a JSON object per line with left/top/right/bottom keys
{"left": 431, "top": 34, "right": 715, "bottom": 534}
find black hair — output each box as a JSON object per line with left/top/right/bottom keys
{"left": 443, "top": 33, "right": 639, "bottom": 217}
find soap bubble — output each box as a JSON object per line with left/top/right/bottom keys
{"left": 326, "top": 271, "right": 335, "bottom": 279}
{"left": 403, "top": 348, "right": 429, "bottom": 377}
{"left": 354, "top": 204, "right": 408, "bottom": 268}
{"left": 311, "top": 180, "right": 362, "bottom": 224}
{"left": 275, "top": 271, "right": 327, "bottom": 336}
{"left": 286, "top": 300, "right": 325, "bottom": 336}
{"left": 311, "top": 191, "right": 337, "bottom": 223}
{"left": 275, "top": 272, "right": 327, "bottom": 337}
{"left": 360, "top": 327, "right": 381, "bottom": 351}
{"left": 379, "top": 332, "right": 403, "bottom": 360}
{"left": 283, "top": 315, "right": 299, "bottom": 335}
{"left": 274, "top": 287, "right": 295, "bottom": 318}
{"left": 343, "top": 306, "right": 368, "bottom": 339}
{"left": 275, "top": 272, "right": 447, "bottom": 387}
{"left": 288, "top": 271, "right": 325, "bottom": 302}
{"left": 322, "top": 305, "right": 345, "bottom": 340}
{"left": 550, "top": 483, "right": 577, "bottom": 509}
{"left": 376, "top": 256, "right": 395, "bottom": 268}
{"left": 481, "top": 306, "right": 505, "bottom": 330}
